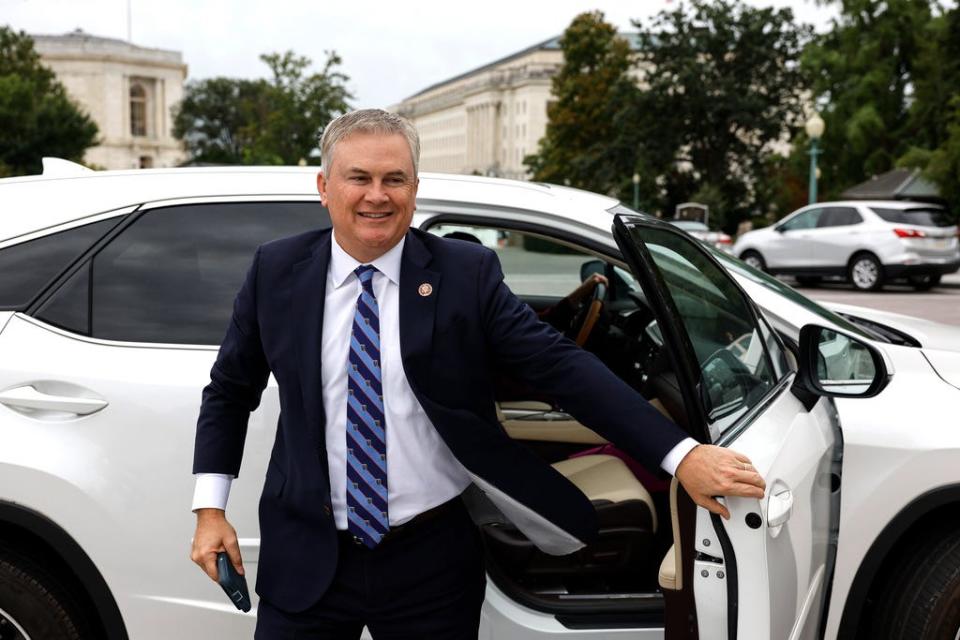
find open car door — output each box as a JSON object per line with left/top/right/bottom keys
{"left": 613, "top": 214, "right": 843, "bottom": 639}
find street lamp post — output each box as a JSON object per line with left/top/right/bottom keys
{"left": 805, "top": 114, "right": 825, "bottom": 205}
{"left": 632, "top": 172, "right": 640, "bottom": 210}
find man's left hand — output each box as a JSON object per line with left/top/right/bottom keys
{"left": 675, "top": 444, "right": 766, "bottom": 520}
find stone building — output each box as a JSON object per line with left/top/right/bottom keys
{"left": 393, "top": 35, "right": 644, "bottom": 180}
{"left": 33, "top": 29, "right": 188, "bottom": 170}
{"left": 392, "top": 37, "right": 565, "bottom": 180}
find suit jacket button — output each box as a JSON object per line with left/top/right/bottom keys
{"left": 323, "top": 504, "right": 331, "bottom": 516}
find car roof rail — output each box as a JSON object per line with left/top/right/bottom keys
{"left": 42, "top": 157, "right": 94, "bottom": 177}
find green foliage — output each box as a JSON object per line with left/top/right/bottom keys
{"left": 0, "top": 26, "right": 98, "bottom": 177}
{"left": 897, "top": 7, "right": 960, "bottom": 217}
{"left": 174, "top": 50, "right": 351, "bottom": 165}
{"left": 629, "top": 0, "right": 811, "bottom": 231}
{"left": 800, "top": 0, "right": 941, "bottom": 198}
{"left": 525, "top": 11, "right": 636, "bottom": 196}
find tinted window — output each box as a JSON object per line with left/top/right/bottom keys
{"left": 870, "top": 206, "right": 954, "bottom": 227}
{"left": 37, "top": 202, "right": 327, "bottom": 344}
{"left": 627, "top": 225, "right": 781, "bottom": 436}
{"left": 779, "top": 209, "right": 822, "bottom": 231}
{"left": 0, "top": 218, "right": 120, "bottom": 309}
{"left": 818, "top": 207, "right": 862, "bottom": 228}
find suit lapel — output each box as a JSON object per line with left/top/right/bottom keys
{"left": 293, "top": 232, "right": 332, "bottom": 446}
{"left": 399, "top": 231, "right": 440, "bottom": 368}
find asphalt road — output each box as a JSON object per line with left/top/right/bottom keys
{"left": 792, "top": 273, "right": 960, "bottom": 327}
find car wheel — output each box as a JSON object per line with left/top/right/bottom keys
{"left": 869, "top": 525, "right": 960, "bottom": 639}
{"left": 848, "top": 253, "right": 884, "bottom": 291}
{"left": 795, "top": 276, "right": 822, "bottom": 287}
{"left": 0, "top": 549, "right": 85, "bottom": 640}
{"left": 740, "top": 250, "right": 766, "bottom": 272}
{"left": 908, "top": 274, "right": 941, "bottom": 291}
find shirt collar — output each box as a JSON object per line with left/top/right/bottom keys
{"left": 329, "top": 231, "right": 405, "bottom": 288}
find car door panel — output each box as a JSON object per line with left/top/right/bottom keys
{"left": 0, "top": 314, "right": 268, "bottom": 638}
{"left": 612, "top": 214, "right": 838, "bottom": 639}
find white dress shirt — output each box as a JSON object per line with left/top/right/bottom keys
{"left": 192, "top": 234, "right": 699, "bottom": 517}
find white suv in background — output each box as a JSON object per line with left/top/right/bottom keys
{"left": 733, "top": 200, "right": 960, "bottom": 290}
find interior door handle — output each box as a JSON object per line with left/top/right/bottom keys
{"left": 767, "top": 489, "right": 794, "bottom": 529}
{"left": 0, "top": 385, "right": 108, "bottom": 416}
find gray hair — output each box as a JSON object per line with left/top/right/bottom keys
{"left": 319, "top": 109, "right": 421, "bottom": 176}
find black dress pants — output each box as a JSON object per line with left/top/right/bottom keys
{"left": 254, "top": 499, "right": 486, "bottom": 639}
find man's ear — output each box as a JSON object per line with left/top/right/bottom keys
{"left": 316, "top": 171, "right": 327, "bottom": 204}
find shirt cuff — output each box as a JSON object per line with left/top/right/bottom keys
{"left": 660, "top": 438, "right": 699, "bottom": 476}
{"left": 191, "top": 473, "right": 234, "bottom": 512}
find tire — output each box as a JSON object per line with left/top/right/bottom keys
{"left": 740, "top": 250, "right": 766, "bottom": 272}
{"left": 795, "top": 276, "right": 822, "bottom": 287}
{"left": 909, "top": 274, "right": 941, "bottom": 291}
{"left": 0, "top": 548, "right": 86, "bottom": 640}
{"left": 869, "top": 525, "right": 960, "bottom": 639}
{"left": 848, "top": 253, "right": 884, "bottom": 291}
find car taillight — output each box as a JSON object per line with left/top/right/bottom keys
{"left": 894, "top": 228, "right": 926, "bottom": 238}
{"left": 717, "top": 234, "right": 732, "bottom": 244}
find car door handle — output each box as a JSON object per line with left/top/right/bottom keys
{"left": 0, "top": 385, "right": 108, "bottom": 416}
{"left": 767, "top": 489, "right": 794, "bottom": 528}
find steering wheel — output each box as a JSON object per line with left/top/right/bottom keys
{"left": 571, "top": 280, "right": 607, "bottom": 347}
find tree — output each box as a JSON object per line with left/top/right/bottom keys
{"left": 632, "top": 0, "right": 812, "bottom": 230}
{"left": 800, "top": 0, "right": 941, "bottom": 198}
{"left": 174, "top": 50, "right": 351, "bottom": 165}
{"left": 898, "top": 6, "right": 960, "bottom": 218}
{"left": 0, "top": 27, "right": 98, "bottom": 177}
{"left": 525, "top": 11, "right": 636, "bottom": 197}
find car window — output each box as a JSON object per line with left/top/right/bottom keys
{"left": 818, "top": 207, "right": 862, "bottom": 228}
{"left": 628, "top": 226, "right": 781, "bottom": 436}
{"left": 0, "top": 218, "right": 121, "bottom": 309}
{"left": 427, "top": 223, "right": 588, "bottom": 297}
{"left": 870, "top": 206, "right": 954, "bottom": 227}
{"left": 34, "top": 201, "right": 328, "bottom": 344}
{"left": 779, "top": 209, "right": 822, "bottom": 231}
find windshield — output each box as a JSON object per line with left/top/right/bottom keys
{"left": 707, "top": 246, "right": 876, "bottom": 340}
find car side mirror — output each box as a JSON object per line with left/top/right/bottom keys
{"left": 791, "top": 324, "right": 891, "bottom": 409}
{"left": 774, "top": 226, "right": 786, "bottom": 233}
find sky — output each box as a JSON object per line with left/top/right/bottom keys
{"left": 2, "top": 0, "right": 840, "bottom": 108}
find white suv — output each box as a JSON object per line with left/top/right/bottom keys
{"left": 733, "top": 200, "right": 960, "bottom": 290}
{"left": 1, "top": 164, "right": 959, "bottom": 640}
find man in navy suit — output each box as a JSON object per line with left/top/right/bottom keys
{"left": 190, "top": 109, "right": 766, "bottom": 638}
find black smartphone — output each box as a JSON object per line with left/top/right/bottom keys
{"left": 216, "top": 551, "right": 252, "bottom": 612}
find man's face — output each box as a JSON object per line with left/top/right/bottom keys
{"left": 317, "top": 132, "right": 419, "bottom": 263}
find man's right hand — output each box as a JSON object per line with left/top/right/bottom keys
{"left": 191, "top": 508, "right": 244, "bottom": 581}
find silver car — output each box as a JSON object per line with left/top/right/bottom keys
{"left": 666, "top": 219, "right": 734, "bottom": 253}
{"left": 0, "top": 164, "right": 958, "bottom": 640}
{"left": 733, "top": 200, "right": 960, "bottom": 290}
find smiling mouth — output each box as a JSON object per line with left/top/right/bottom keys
{"left": 358, "top": 211, "right": 392, "bottom": 219}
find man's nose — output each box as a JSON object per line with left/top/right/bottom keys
{"left": 364, "top": 181, "right": 389, "bottom": 204}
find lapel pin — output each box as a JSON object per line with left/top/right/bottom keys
{"left": 418, "top": 283, "right": 433, "bottom": 297}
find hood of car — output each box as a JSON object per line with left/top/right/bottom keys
{"left": 921, "top": 349, "right": 960, "bottom": 391}
{"left": 822, "top": 302, "right": 960, "bottom": 352}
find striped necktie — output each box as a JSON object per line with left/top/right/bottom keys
{"left": 346, "top": 264, "right": 389, "bottom": 547}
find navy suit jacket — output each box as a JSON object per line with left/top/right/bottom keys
{"left": 193, "top": 227, "right": 688, "bottom": 613}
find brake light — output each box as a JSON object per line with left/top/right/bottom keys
{"left": 717, "top": 234, "right": 732, "bottom": 244}
{"left": 894, "top": 228, "right": 926, "bottom": 238}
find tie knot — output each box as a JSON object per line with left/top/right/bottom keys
{"left": 355, "top": 264, "right": 377, "bottom": 282}
{"left": 355, "top": 264, "right": 378, "bottom": 296}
